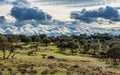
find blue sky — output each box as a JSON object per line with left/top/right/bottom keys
{"left": 0, "top": 0, "right": 120, "bottom": 21}
{"left": 0, "top": 0, "right": 120, "bottom": 36}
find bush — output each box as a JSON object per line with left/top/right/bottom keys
{"left": 41, "top": 69, "right": 49, "bottom": 74}
{"left": 19, "top": 68, "right": 27, "bottom": 74}
{"left": 47, "top": 56, "right": 55, "bottom": 59}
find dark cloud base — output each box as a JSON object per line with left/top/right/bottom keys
{"left": 71, "top": 6, "right": 120, "bottom": 23}
{"left": 10, "top": 6, "right": 52, "bottom": 21}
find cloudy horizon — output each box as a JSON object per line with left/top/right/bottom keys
{"left": 0, "top": 0, "right": 120, "bottom": 21}
{"left": 0, "top": 0, "right": 120, "bottom": 36}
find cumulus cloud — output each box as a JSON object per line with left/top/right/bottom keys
{"left": 0, "top": 16, "right": 6, "bottom": 23}
{"left": 12, "top": 0, "right": 29, "bottom": 6}
{"left": 71, "top": 6, "right": 120, "bottom": 23}
{"left": 10, "top": 6, "right": 52, "bottom": 21}
{"left": 0, "top": 0, "right": 5, "bottom": 4}
{"left": 0, "top": 0, "right": 4, "bottom": 2}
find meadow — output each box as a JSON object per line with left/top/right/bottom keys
{"left": 0, "top": 34, "right": 120, "bottom": 75}
{"left": 0, "top": 42, "right": 120, "bottom": 75}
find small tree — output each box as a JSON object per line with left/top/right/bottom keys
{"left": 91, "top": 43, "right": 100, "bottom": 56}
{"left": 6, "top": 44, "right": 16, "bottom": 59}
{"left": 83, "top": 43, "right": 91, "bottom": 53}
{"left": 57, "top": 42, "right": 67, "bottom": 51}
{"left": 67, "top": 41, "right": 79, "bottom": 55}
{"left": 39, "top": 34, "right": 47, "bottom": 39}
{"left": 19, "top": 35, "right": 32, "bottom": 43}
{"left": 0, "top": 35, "right": 9, "bottom": 59}
{"left": 107, "top": 44, "right": 120, "bottom": 65}
{"left": 43, "top": 38, "right": 51, "bottom": 46}
{"left": 6, "top": 34, "right": 18, "bottom": 43}
{"left": 34, "top": 37, "right": 41, "bottom": 42}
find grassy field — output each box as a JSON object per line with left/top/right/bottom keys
{"left": 0, "top": 43, "right": 120, "bottom": 75}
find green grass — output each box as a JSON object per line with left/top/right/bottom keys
{"left": 106, "top": 65, "right": 120, "bottom": 70}
{"left": 0, "top": 44, "right": 120, "bottom": 75}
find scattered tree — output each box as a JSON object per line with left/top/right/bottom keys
{"left": 107, "top": 44, "right": 120, "bottom": 65}
{"left": 67, "top": 41, "right": 79, "bottom": 55}
{"left": 43, "top": 38, "right": 51, "bottom": 46}
{"left": 0, "top": 35, "right": 9, "bottom": 59}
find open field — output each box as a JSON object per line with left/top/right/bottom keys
{"left": 0, "top": 43, "right": 120, "bottom": 75}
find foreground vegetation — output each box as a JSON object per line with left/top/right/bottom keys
{"left": 0, "top": 33, "right": 120, "bottom": 75}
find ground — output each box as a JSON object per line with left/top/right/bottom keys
{"left": 0, "top": 43, "right": 120, "bottom": 75}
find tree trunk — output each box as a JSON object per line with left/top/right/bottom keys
{"left": 93, "top": 49, "right": 96, "bottom": 55}
{"left": 71, "top": 48, "right": 74, "bottom": 55}
{"left": 6, "top": 52, "right": 12, "bottom": 59}
{"left": 11, "top": 53, "right": 16, "bottom": 58}
{"left": 46, "top": 43, "right": 48, "bottom": 46}
{"left": 113, "top": 59, "right": 117, "bottom": 65}
{"left": 3, "top": 51, "right": 6, "bottom": 59}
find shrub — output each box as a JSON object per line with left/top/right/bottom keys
{"left": 47, "top": 56, "right": 55, "bottom": 59}
{"left": 19, "top": 68, "right": 27, "bottom": 74}
{"left": 41, "top": 69, "right": 49, "bottom": 74}
{"left": 30, "top": 69, "right": 38, "bottom": 74}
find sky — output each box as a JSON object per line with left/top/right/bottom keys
{"left": 31, "top": 0, "right": 120, "bottom": 21}
{"left": 0, "top": 0, "right": 120, "bottom": 36}
{"left": 0, "top": 0, "right": 120, "bottom": 21}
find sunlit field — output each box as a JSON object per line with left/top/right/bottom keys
{"left": 0, "top": 41, "right": 120, "bottom": 75}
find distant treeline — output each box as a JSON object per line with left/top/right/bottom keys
{"left": 1, "top": 33, "right": 120, "bottom": 43}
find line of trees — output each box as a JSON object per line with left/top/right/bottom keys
{"left": 55, "top": 34, "right": 120, "bottom": 65}
{"left": 0, "top": 33, "right": 120, "bottom": 65}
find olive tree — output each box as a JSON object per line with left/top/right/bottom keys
{"left": 57, "top": 42, "right": 68, "bottom": 51}
{"left": 91, "top": 43, "right": 100, "bottom": 56}
{"left": 67, "top": 41, "right": 79, "bottom": 55}
{"left": 6, "top": 44, "right": 16, "bottom": 59}
{"left": 0, "top": 35, "right": 9, "bottom": 59}
{"left": 107, "top": 44, "right": 120, "bottom": 65}
{"left": 83, "top": 43, "right": 91, "bottom": 53}
{"left": 43, "top": 38, "right": 51, "bottom": 46}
